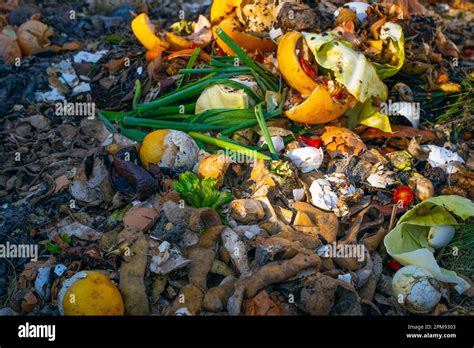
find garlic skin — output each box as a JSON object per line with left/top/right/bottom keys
{"left": 409, "top": 175, "right": 434, "bottom": 201}
{"left": 428, "top": 225, "right": 455, "bottom": 249}
{"left": 258, "top": 135, "right": 285, "bottom": 153}
{"left": 392, "top": 266, "right": 441, "bottom": 314}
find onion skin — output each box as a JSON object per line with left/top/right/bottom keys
{"left": 409, "top": 175, "right": 434, "bottom": 201}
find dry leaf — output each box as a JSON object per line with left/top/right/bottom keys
{"left": 0, "top": 32, "right": 21, "bottom": 64}
{"left": 242, "top": 290, "right": 284, "bottom": 316}
{"left": 357, "top": 125, "right": 436, "bottom": 143}
{"left": 104, "top": 57, "right": 125, "bottom": 75}
{"left": 17, "top": 20, "right": 53, "bottom": 56}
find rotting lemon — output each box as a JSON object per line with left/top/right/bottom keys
{"left": 58, "top": 271, "right": 124, "bottom": 316}
{"left": 139, "top": 129, "right": 199, "bottom": 170}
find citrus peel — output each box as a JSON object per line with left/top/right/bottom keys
{"left": 277, "top": 31, "right": 318, "bottom": 96}
{"left": 131, "top": 13, "right": 169, "bottom": 51}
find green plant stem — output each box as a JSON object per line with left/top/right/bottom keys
{"left": 188, "top": 131, "right": 271, "bottom": 160}
{"left": 215, "top": 28, "right": 279, "bottom": 91}
{"left": 255, "top": 103, "right": 278, "bottom": 160}
{"left": 177, "top": 47, "right": 201, "bottom": 89}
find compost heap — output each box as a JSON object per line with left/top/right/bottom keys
{"left": 0, "top": 0, "right": 473, "bottom": 316}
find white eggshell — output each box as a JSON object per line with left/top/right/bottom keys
{"left": 428, "top": 225, "right": 455, "bottom": 249}
{"left": 161, "top": 130, "right": 199, "bottom": 170}
{"left": 392, "top": 265, "right": 441, "bottom": 313}
{"left": 287, "top": 146, "right": 324, "bottom": 173}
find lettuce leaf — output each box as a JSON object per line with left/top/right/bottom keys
{"left": 372, "top": 22, "right": 405, "bottom": 80}
{"left": 173, "top": 171, "right": 234, "bottom": 210}
{"left": 384, "top": 195, "right": 474, "bottom": 294}
{"left": 303, "top": 32, "right": 388, "bottom": 103}
{"left": 346, "top": 99, "right": 393, "bottom": 133}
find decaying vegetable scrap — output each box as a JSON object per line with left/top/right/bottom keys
{"left": 0, "top": 0, "right": 473, "bottom": 318}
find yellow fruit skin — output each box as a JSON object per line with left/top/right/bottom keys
{"left": 285, "top": 86, "right": 351, "bottom": 124}
{"left": 210, "top": 0, "right": 240, "bottom": 24}
{"left": 165, "top": 32, "right": 211, "bottom": 51}
{"left": 62, "top": 272, "right": 124, "bottom": 316}
{"left": 139, "top": 129, "right": 169, "bottom": 170}
{"left": 212, "top": 17, "right": 276, "bottom": 55}
{"left": 131, "top": 13, "right": 169, "bottom": 51}
{"left": 165, "top": 32, "right": 194, "bottom": 51}
{"left": 277, "top": 32, "right": 318, "bottom": 97}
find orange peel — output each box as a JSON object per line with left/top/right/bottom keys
{"left": 284, "top": 86, "right": 352, "bottom": 125}
{"left": 166, "top": 15, "right": 212, "bottom": 51}
{"left": 164, "top": 48, "right": 213, "bottom": 61}
{"left": 212, "top": 17, "right": 276, "bottom": 56}
{"left": 210, "top": 0, "right": 241, "bottom": 24}
{"left": 277, "top": 31, "right": 318, "bottom": 96}
{"left": 131, "top": 13, "right": 169, "bottom": 51}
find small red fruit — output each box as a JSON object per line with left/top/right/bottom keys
{"left": 333, "top": 91, "right": 343, "bottom": 100}
{"left": 215, "top": 48, "right": 224, "bottom": 56}
{"left": 188, "top": 43, "right": 197, "bottom": 49}
{"left": 297, "top": 135, "right": 323, "bottom": 148}
{"left": 463, "top": 132, "right": 473, "bottom": 141}
{"left": 393, "top": 186, "right": 414, "bottom": 207}
{"left": 388, "top": 259, "right": 402, "bottom": 271}
{"left": 464, "top": 48, "right": 472, "bottom": 57}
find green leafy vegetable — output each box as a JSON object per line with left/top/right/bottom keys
{"left": 346, "top": 99, "right": 393, "bottom": 133}
{"left": 173, "top": 172, "right": 234, "bottom": 210}
{"left": 45, "top": 242, "right": 62, "bottom": 254}
{"left": 302, "top": 32, "right": 387, "bottom": 103}
{"left": 384, "top": 195, "right": 474, "bottom": 294}
{"left": 45, "top": 234, "right": 71, "bottom": 254}
{"left": 372, "top": 22, "right": 405, "bottom": 80}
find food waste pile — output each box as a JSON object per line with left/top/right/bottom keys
{"left": 0, "top": 0, "right": 473, "bottom": 316}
